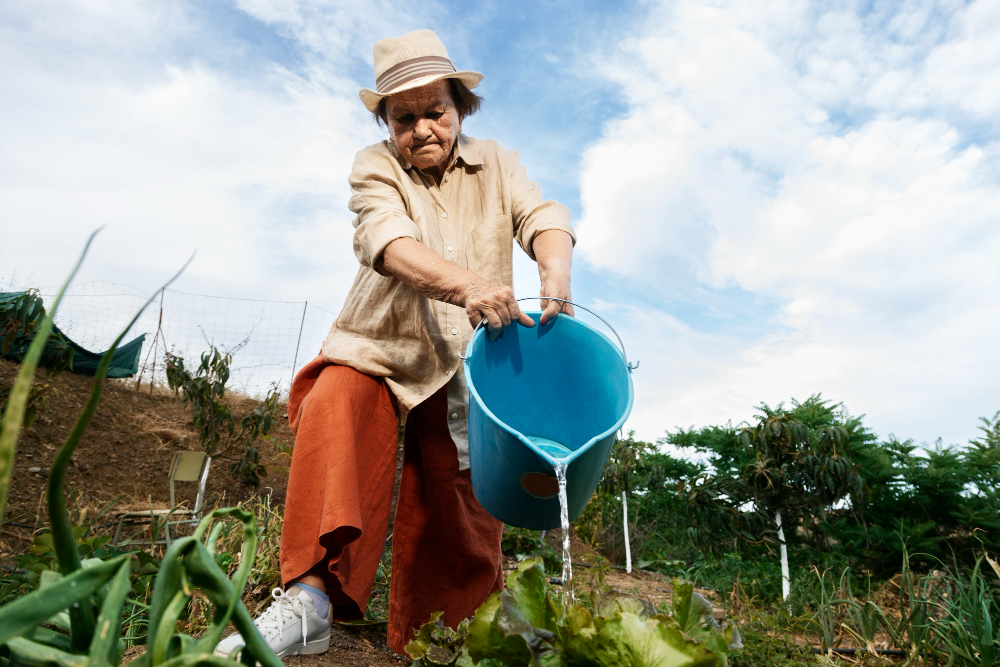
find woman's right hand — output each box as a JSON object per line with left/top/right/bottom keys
{"left": 462, "top": 280, "right": 535, "bottom": 335}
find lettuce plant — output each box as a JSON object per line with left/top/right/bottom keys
{"left": 406, "top": 558, "right": 738, "bottom": 667}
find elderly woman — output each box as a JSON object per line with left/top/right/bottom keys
{"left": 215, "top": 29, "right": 575, "bottom": 659}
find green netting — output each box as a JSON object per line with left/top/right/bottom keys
{"left": 0, "top": 291, "right": 146, "bottom": 378}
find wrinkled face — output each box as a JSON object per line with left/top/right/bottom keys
{"left": 385, "top": 80, "right": 459, "bottom": 173}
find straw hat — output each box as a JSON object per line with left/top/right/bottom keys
{"left": 359, "top": 29, "right": 483, "bottom": 113}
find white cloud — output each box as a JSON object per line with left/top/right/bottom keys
{"left": 0, "top": 0, "right": 396, "bottom": 308}
{"left": 579, "top": 0, "right": 1000, "bottom": 446}
{"left": 230, "top": 0, "right": 433, "bottom": 61}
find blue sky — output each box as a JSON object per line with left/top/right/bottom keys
{"left": 2, "top": 0, "right": 1000, "bottom": 448}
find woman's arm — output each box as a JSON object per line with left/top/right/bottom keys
{"left": 533, "top": 229, "right": 574, "bottom": 325}
{"left": 381, "top": 237, "right": 535, "bottom": 332}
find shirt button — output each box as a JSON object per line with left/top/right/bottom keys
{"left": 439, "top": 211, "right": 448, "bottom": 218}
{"left": 451, "top": 327, "right": 458, "bottom": 335}
{"left": 451, "top": 413, "right": 459, "bottom": 419}
{"left": 447, "top": 245, "right": 454, "bottom": 252}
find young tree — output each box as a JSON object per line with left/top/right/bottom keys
{"left": 738, "top": 402, "right": 863, "bottom": 599}
{"left": 165, "top": 348, "right": 284, "bottom": 487}
{"left": 679, "top": 395, "right": 866, "bottom": 600}
{"left": 598, "top": 431, "right": 653, "bottom": 572}
{"left": 576, "top": 433, "right": 704, "bottom": 567}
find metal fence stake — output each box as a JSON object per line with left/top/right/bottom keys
{"left": 147, "top": 288, "right": 165, "bottom": 394}
{"left": 290, "top": 301, "right": 307, "bottom": 382}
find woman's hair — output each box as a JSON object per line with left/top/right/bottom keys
{"left": 374, "top": 78, "right": 483, "bottom": 128}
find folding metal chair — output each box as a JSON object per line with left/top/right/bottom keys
{"left": 113, "top": 451, "right": 212, "bottom": 547}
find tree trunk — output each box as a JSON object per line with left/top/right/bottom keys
{"left": 622, "top": 491, "right": 632, "bottom": 573}
{"left": 776, "top": 509, "right": 790, "bottom": 600}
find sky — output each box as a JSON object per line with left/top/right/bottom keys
{"left": 2, "top": 0, "right": 999, "bottom": 449}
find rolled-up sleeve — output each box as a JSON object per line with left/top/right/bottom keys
{"left": 504, "top": 148, "right": 576, "bottom": 261}
{"left": 349, "top": 149, "right": 421, "bottom": 276}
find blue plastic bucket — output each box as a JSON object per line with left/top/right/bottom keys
{"left": 463, "top": 299, "right": 635, "bottom": 530}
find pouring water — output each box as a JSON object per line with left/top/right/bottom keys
{"left": 554, "top": 461, "right": 574, "bottom": 611}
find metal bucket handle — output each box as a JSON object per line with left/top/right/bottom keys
{"left": 459, "top": 296, "right": 639, "bottom": 372}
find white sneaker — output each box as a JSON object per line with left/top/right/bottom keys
{"left": 213, "top": 586, "right": 331, "bottom": 661}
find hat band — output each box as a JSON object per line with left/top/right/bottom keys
{"left": 376, "top": 55, "right": 457, "bottom": 94}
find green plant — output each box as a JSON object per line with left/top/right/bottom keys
{"left": 727, "top": 624, "right": 813, "bottom": 666}
{"left": 806, "top": 567, "right": 844, "bottom": 652}
{"left": 0, "top": 290, "right": 75, "bottom": 375}
{"left": 406, "top": 612, "right": 480, "bottom": 666}
{"left": 502, "top": 527, "right": 560, "bottom": 574}
{"left": 365, "top": 546, "right": 392, "bottom": 623}
{"left": 576, "top": 435, "right": 704, "bottom": 567}
{"left": 927, "top": 555, "right": 999, "bottom": 666}
{"left": 0, "top": 382, "right": 57, "bottom": 431}
{"left": 183, "top": 493, "right": 285, "bottom": 632}
{"left": 406, "top": 557, "right": 737, "bottom": 666}
{"left": 881, "top": 546, "right": 941, "bottom": 663}
{"left": 0, "top": 237, "right": 90, "bottom": 520}
{"left": 165, "top": 348, "right": 284, "bottom": 487}
{"left": 838, "top": 578, "right": 885, "bottom": 657}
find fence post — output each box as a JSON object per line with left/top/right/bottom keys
{"left": 148, "top": 288, "right": 165, "bottom": 395}
{"left": 622, "top": 490, "right": 632, "bottom": 573}
{"left": 290, "top": 301, "right": 308, "bottom": 383}
{"left": 136, "top": 288, "right": 165, "bottom": 392}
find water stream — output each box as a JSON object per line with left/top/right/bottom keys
{"left": 553, "top": 462, "right": 574, "bottom": 611}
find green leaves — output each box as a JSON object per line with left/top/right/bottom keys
{"left": 406, "top": 612, "right": 471, "bottom": 665}
{"left": 165, "top": 349, "right": 284, "bottom": 488}
{"left": 465, "top": 559, "right": 553, "bottom": 666}
{"left": 0, "top": 290, "right": 75, "bottom": 374}
{"left": 0, "top": 230, "right": 95, "bottom": 521}
{"left": 670, "top": 581, "right": 712, "bottom": 635}
{"left": 429, "top": 558, "right": 732, "bottom": 667}
{"left": 0, "top": 511, "right": 279, "bottom": 667}
{"left": 0, "top": 557, "right": 129, "bottom": 645}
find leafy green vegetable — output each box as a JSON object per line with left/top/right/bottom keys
{"left": 406, "top": 612, "right": 471, "bottom": 666}
{"left": 427, "top": 557, "right": 733, "bottom": 667}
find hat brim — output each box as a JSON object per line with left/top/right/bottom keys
{"left": 360, "top": 70, "right": 484, "bottom": 113}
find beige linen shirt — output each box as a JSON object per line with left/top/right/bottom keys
{"left": 321, "top": 133, "right": 575, "bottom": 469}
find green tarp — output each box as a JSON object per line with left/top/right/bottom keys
{"left": 0, "top": 291, "right": 146, "bottom": 378}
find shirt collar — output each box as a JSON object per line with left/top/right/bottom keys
{"left": 390, "top": 133, "right": 483, "bottom": 172}
{"left": 455, "top": 133, "right": 483, "bottom": 167}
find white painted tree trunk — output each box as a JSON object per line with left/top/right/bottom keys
{"left": 776, "top": 509, "right": 790, "bottom": 600}
{"left": 622, "top": 491, "right": 632, "bottom": 573}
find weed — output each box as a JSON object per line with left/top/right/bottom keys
{"left": 365, "top": 545, "right": 392, "bottom": 623}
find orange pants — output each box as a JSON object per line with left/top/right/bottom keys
{"left": 280, "top": 358, "right": 504, "bottom": 654}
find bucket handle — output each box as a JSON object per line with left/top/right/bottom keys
{"left": 458, "top": 296, "right": 639, "bottom": 372}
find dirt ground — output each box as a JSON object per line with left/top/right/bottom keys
{"left": 1, "top": 357, "right": 696, "bottom": 666}
{"left": 0, "top": 358, "right": 293, "bottom": 531}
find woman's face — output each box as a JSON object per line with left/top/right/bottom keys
{"left": 385, "top": 80, "right": 459, "bottom": 175}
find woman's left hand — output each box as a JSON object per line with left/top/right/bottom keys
{"left": 533, "top": 229, "right": 575, "bottom": 326}
{"left": 539, "top": 273, "right": 574, "bottom": 326}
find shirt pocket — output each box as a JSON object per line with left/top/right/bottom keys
{"left": 469, "top": 214, "right": 514, "bottom": 284}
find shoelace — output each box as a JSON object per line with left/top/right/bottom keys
{"left": 255, "top": 587, "right": 309, "bottom": 648}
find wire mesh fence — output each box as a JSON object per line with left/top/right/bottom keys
{"left": 2, "top": 278, "right": 335, "bottom": 397}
